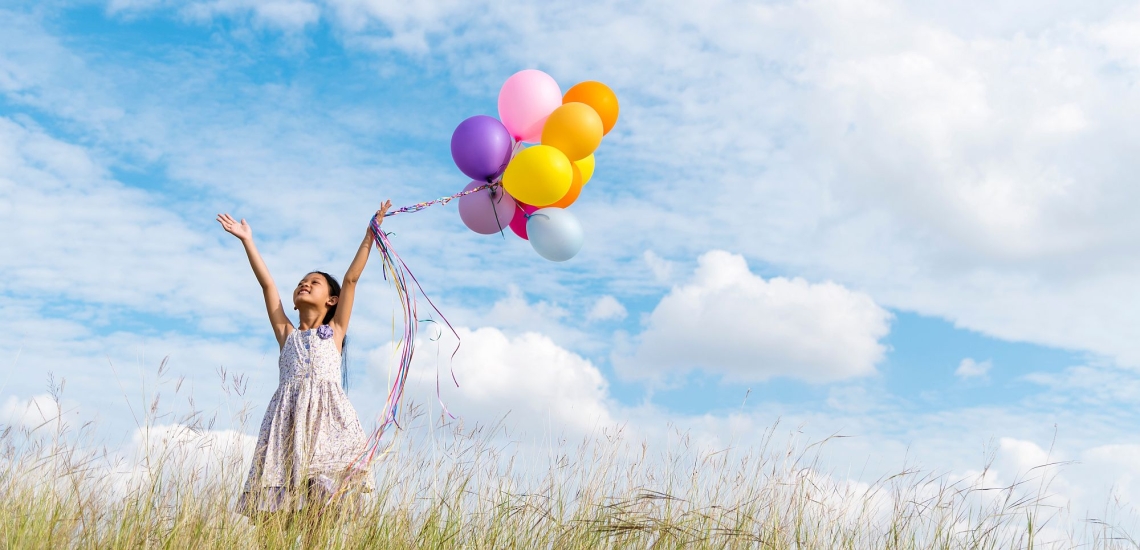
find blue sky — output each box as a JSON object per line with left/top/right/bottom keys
{"left": 5, "top": 0, "right": 1140, "bottom": 527}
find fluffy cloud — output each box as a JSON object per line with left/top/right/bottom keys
{"left": 107, "top": 0, "right": 320, "bottom": 30}
{"left": 0, "top": 299, "right": 283, "bottom": 439}
{"left": 373, "top": 326, "right": 613, "bottom": 437}
{"left": 276, "top": 0, "right": 1140, "bottom": 369}
{"left": 0, "top": 116, "right": 262, "bottom": 331}
{"left": 482, "top": 286, "right": 579, "bottom": 344}
{"left": 126, "top": 422, "right": 257, "bottom": 472}
{"left": 955, "top": 358, "right": 992, "bottom": 379}
{"left": 1082, "top": 444, "right": 1140, "bottom": 506}
{"left": 615, "top": 250, "right": 892, "bottom": 383}
{"left": 0, "top": 393, "right": 70, "bottom": 431}
{"left": 642, "top": 251, "right": 675, "bottom": 285}
{"left": 587, "top": 295, "right": 627, "bottom": 322}
{"left": 1022, "top": 363, "right": 1140, "bottom": 406}
{"left": 21, "top": 0, "right": 1140, "bottom": 369}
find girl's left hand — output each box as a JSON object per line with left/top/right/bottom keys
{"left": 374, "top": 200, "right": 392, "bottom": 225}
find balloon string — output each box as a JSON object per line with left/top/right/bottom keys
{"left": 384, "top": 182, "right": 500, "bottom": 217}
{"left": 338, "top": 216, "right": 461, "bottom": 489}
{"left": 336, "top": 141, "right": 529, "bottom": 499}
{"left": 490, "top": 188, "right": 508, "bottom": 238}
{"left": 384, "top": 139, "right": 523, "bottom": 218}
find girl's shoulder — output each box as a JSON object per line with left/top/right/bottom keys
{"left": 277, "top": 325, "right": 298, "bottom": 350}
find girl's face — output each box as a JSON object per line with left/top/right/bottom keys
{"left": 293, "top": 273, "right": 338, "bottom": 310}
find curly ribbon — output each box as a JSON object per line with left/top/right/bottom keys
{"left": 340, "top": 208, "right": 466, "bottom": 489}
{"left": 334, "top": 143, "right": 527, "bottom": 502}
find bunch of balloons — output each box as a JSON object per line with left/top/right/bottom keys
{"left": 450, "top": 70, "right": 619, "bottom": 262}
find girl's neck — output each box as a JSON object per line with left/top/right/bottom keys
{"left": 297, "top": 309, "right": 326, "bottom": 331}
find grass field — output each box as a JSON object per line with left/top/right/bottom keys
{"left": 2, "top": 368, "right": 1137, "bottom": 549}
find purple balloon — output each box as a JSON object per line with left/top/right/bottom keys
{"left": 451, "top": 115, "right": 513, "bottom": 182}
{"left": 458, "top": 181, "right": 517, "bottom": 235}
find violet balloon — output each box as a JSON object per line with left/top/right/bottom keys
{"left": 450, "top": 115, "right": 514, "bottom": 182}
{"left": 458, "top": 181, "right": 517, "bottom": 235}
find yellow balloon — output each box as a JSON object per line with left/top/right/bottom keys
{"left": 502, "top": 145, "right": 573, "bottom": 207}
{"left": 574, "top": 154, "right": 595, "bottom": 185}
{"left": 541, "top": 102, "right": 603, "bottom": 161}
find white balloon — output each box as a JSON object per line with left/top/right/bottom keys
{"left": 526, "top": 207, "right": 584, "bottom": 261}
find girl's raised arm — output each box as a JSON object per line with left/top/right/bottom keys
{"left": 217, "top": 213, "right": 294, "bottom": 348}
{"left": 331, "top": 200, "right": 391, "bottom": 340}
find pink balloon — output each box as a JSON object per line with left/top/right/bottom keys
{"left": 498, "top": 70, "right": 562, "bottom": 143}
{"left": 458, "top": 181, "right": 517, "bottom": 235}
{"left": 509, "top": 203, "right": 538, "bottom": 240}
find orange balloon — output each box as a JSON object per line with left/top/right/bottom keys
{"left": 563, "top": 81, "right": 619, "bottom": 135}
{"left": 550, "top": 164, "right": 585, "bottom": 208}
{"left": 541, "top": 103, "right": 603, "bottom": 162}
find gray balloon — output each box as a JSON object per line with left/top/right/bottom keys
{"left": 526, "top": 207, "right": 584, "bottom": 262}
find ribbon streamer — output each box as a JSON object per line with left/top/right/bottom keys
{"left": 337, "top": 160, "right": 525, "bottom": 499}
{"left": 346, "top": 213, "right": 462, "bottom": 476}
{"left": 327, "top": 138, "right": 534, "bottom": 507}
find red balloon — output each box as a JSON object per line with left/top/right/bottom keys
{"left": 510, "top": 203, "right": 538, "bottom": 240}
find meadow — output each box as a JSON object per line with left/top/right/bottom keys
{"left": 1, "top": 364, "right": 1136, "bottom": 549}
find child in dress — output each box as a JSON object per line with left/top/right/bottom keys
{"left": 216, "top": 200, "right": 391, "bottom": 525}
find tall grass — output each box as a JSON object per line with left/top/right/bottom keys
{"left": 1, "top": 364, "right": 1136, "bottom": 549}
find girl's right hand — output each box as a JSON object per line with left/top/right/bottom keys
{"left": 216, "top": 213, "right": 253, "bottom": 241}
{"left": 374, "top": 199, "right": 392, "bottom": 225}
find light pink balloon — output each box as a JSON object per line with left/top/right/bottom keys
{"left": 458, "top": 181, "right": 516, "bottom": 235}
{"left": 498, "top": 70, "right": 563, "bottom": 143}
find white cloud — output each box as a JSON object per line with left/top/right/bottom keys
{"left": 260, "top": 0, "right": 1140, "bottom": 370}
{"left": 82, "top": 422, "right": 256, "bottom": 502}
{"left": 616, "top": 250, "right": 892, "bottom": 383}
{"left": 0, "top": 116, "right": 263, "bottom": 331}
{"left": 476, "top": 285, "right": 597, "bottom": 352}
{"left": 324, "top": 0, "right": 469, "bottom": 52}
{"left": 998, "top": 437, "right": 1054, "bottom": 476}
{"left": 643, "top": 250, "right": 675, "bottom": 284}
{"left": 127, "top": 422, "right": 257, "bottom": 472}
{"left": 23, "top": 0, "right": 1140, "bottom": 371}
{"left": 0, "top": 393, "right": 69, "bottom": 431}
{"left": 955, "top": 358, "right": 992, "bottom": 379}
{"left": 825, "top": 384, "right": 878, "bottom": 413}
{"left": 187, "top": 0, "right": 320, "bottom": 30}
{"left": 1022, "top": 363, "right": 1140, "bottom": 406}
{"left": 108, "top": 0, "right": 320, "bottom": 30}
{"left": 374, "top": 326, "right": 614, "bottom": 437}
{"left": 484, "top": 285, "right": 568, "bottom": 334}
{"left": 1082, "top": 444, "right": 1140, "bottom": 507}
{"left": 587, "top": 295, "right": 627, "bottom": 322}
{"left": 0, "top": 298, "right": 288, "bottom": 440}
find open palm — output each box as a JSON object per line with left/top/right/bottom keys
{"left": 216, "top": 213, "right": 252, "bottom": 241}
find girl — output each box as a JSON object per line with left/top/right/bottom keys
{"left": 216, "top": 200, "right": 391, "bottom": 523}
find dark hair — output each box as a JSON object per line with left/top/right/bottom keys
{"left": 311, "top": 270, "right": 349, "bottom": 388}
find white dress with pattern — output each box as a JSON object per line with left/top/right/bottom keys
{"left": 237, "top": 325, "right": 374, "bottom": 515}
